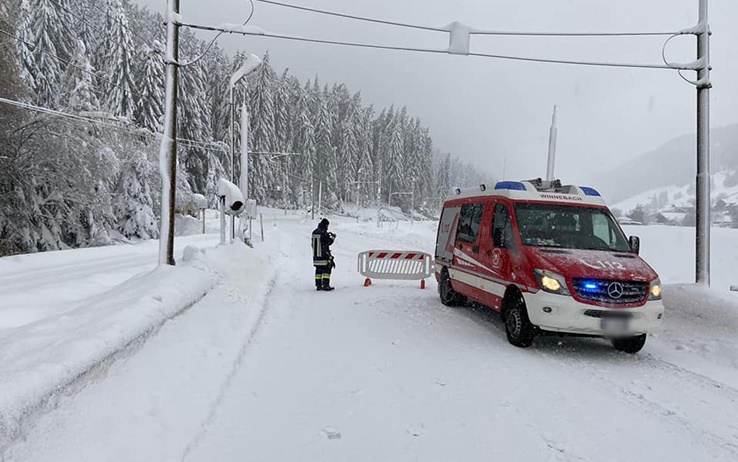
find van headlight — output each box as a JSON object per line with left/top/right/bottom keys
{"left": 534, "top": 269, "right": 570, "bottom": 295}
{"left": 649, "top": 278, "right": 662, "bottom": 300}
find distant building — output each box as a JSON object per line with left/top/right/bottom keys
{"left": 618, "top": 217, "right": 643, "bottom": 226}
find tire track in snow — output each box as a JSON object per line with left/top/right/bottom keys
{"left": 431, "top": 301, "right": 738, "bottom": 460}
{"left": 179, "top": 236, "right": 290, "bottom": 462}
{"left": 0, "top": 287, "right": 213, "bottom": 456}
{"left": 553, "top": 347, "right": 738, "bottom": 460}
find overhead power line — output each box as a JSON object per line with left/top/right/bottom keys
{"left": 179, "top": 22, "right": 691, "bottom": 71}
{"left": 180, "top": 0, "right": 255, "bottom": 67}
{"left": 0, "top": 96, "right": 229, "bottom": 153}
{"left": 255, "top": 0, "right": 680, "bottom": 37}
{"left": 255, "top": 0, "right": 445, "bottom": 33}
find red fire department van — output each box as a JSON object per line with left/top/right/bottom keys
{"left": 435, "top": 179, "right": 664, "bottom": 353}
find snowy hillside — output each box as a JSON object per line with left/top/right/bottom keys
{"left": 612, "top": 169, "right": 738, "bottom": 226}
{"left": 1, "top": 208, "right": 738, "bottom": 461}
{"left": 597, "top": 124, "right": 738, "bottom": 204}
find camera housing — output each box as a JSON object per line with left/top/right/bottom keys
{"left": 216, "top": 178, "right": 245, "bottom": 216}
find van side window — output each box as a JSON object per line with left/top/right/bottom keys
{"left": 592, "top": 212, "right": 613, "bottom": 247}
{"left": 492, "top": 204, "right": 515, "bottom": 250}
{"left": 458, "top": 203, "right": 484, "bottom": 243}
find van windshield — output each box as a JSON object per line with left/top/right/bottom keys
{"left": 514, "top": 203, "right": 631, "bottom": 252}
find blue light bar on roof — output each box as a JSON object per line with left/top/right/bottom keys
{"left": 494, "top": 181, "right": 526, "bottom": 191}
{"left": 580, "top": 186, "right": 601, "bottom": 197}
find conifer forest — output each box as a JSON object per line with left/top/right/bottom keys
{"left": 0, "top": 0, "right": 486, "bottom": 254}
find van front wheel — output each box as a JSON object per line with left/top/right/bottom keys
{"left": 504, "top": 295, "right": 535, "bottom": 348}
{"left": 439, "top": 269, "right": 465, "bottom": 307}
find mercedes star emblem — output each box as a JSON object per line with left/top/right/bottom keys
{"left": 607, "top": 282, "right": 624, "bottom": 299}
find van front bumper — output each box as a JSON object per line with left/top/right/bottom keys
{"left": 522, "top": 290, "right": 664, "bottom": 336}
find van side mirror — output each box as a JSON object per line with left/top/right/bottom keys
{"left": 629, "top": 236, "right": 640, "bottom": 255}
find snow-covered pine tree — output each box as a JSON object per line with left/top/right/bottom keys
{"left": 386, "top": 107, "right": 407, "bottom": 205}
{"left": 115, "top": 152, "right": 159, "bottom": 239}
{"left": 18, "top": 0, "right": 71, "bottom": 107}
{"left": 313, "top": 90, "right": 334, "bottom": 202}
{"left": 419, "top": 127, "right": 435, "bottom": 203}
{"left": 134, "top": 41, "right": 164, "bottom": 132}
{"left": 178, "top": 32, "right": 214, "bottom": 195}
{"left": 337, "top": 91, "right": 360, "bottom": 202}
{"left": 355, "top": 105, "right": 374, "bottom": 206}
{"left": 60, "top": 39, "right": 100, "bottom": 112}
{"left": 69, "top": 1, "right": 101, "bottom": 55}
{"left": 435, "top": 153, "right": 452, "bottom": 208}
{"left": 247, "top": 51, "right": 277, "bottom": 202}
{"left": 98, "top": 0, "right": 136, "bottom": 120}
{"left": 15, "top": 0, "right": 36, "bottom": 94}
{"left": 274, "top": 69, "right": 292, "bottom": 153}
{"left": 205, "top": 45, "right": 231, "bottom": 145}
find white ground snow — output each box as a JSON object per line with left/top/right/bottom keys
{"left": 1, "top": 209, "right": 738, "bottom": 461}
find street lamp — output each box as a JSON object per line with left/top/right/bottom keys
{"left": 229, "top": 54, "right": 261, "bottom": 241}
{"left": 229, "top": 53, "right": 262, "bottom": 182}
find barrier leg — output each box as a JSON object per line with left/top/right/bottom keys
{"left": 364, "top": 278, "right": 372, "bottom": 287}
{"left": 420, "top": 279, "right": 425, "bottom": 289}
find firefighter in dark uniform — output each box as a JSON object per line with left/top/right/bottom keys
{"left": 312, "top": 218, "right": 336, "bottom": 291}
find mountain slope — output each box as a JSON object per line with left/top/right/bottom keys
{"left": 598, "top": 124, "right": 738, "bottom": 204}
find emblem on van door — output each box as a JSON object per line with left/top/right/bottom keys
{"left": 491, "top": 249, "right": 502, "bottom": 269}
{"left": 607, "top": 282, "right": 624, "bottom": 299}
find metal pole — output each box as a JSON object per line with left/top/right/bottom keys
{"left": 240, "top": 106, "right": 250, "bottom": 242}
{"left": 311, "top": 168, "right": 315, "bottom": 220}
{"left": 411, "top": 180, "right": 415, "bottom": 225}
{"left": 228, "top": 84, "right": 235, "bottom": 244}
{"left": 158, "top": 0, "right": 180, "bottom": 266}
{"left": 696, "top": 0, "right": 711, "bottom": 285}
{"left": 219, "top": 197, "right": 226, "bottom": 244}
{"left": 230, "top": 86, "right": 235, "bottom": 181}
{"left": 241, "top": 106, "right": 249, "bottom": 200}
{"left": 546, "top": 105, "right": 557, "bottom": 181}
{"left": 318, "top": 181, "right": 322, "bottom": 216}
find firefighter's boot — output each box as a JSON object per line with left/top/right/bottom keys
{"left": 322, "top": 275, "right": 335, "bottom": 291}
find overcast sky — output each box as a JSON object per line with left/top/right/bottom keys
{"left": 135, "top": 0, "right": 738, "bottom": 185}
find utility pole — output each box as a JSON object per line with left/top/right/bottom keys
{"left": 158, "top": 0, "right": 180, "bottom": 266}
{"left": 546, "top": 105, "right": 557, "bottom": 181}
{"left": 695, "top": 0, "right": 711, "bottom": 285}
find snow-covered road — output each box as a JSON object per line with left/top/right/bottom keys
{"left": 4, "top": 211, "right": 738, "bottom": 461}
{"left": 0, "top": 233, "right": 217, "bottom": 336}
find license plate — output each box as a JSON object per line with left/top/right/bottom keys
{"left": 600, "top": 318, "right": 630, "bottom": 332}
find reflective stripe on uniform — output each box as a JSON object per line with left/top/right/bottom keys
{"left": 314, "top": 260, "right": 329, "bottom": 266}
{"left": 312, "top": 234, "right": 322, "bottom": 258}
{"left": 322, "top": 274, "right": 331, "bottom": 280}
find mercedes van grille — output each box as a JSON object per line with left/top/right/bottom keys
{"left": 572, "top": 279, "right": 649, "bottom": 305}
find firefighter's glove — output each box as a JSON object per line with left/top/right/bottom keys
{"left": 330, "top": 256, "right": 336, "bottom": 269}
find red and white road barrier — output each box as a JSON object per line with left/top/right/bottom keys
{"left": 357, "top": 250, "right": 434, "bottom": 289}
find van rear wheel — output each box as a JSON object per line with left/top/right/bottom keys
{"left": 611, "top": 334, "right": 647, "bottom": 353}
{"left": 439, "top": 269, "right": 465, "bottom": 307}
{"left": 504, "top": 295, "right": 535, "bottom": 348}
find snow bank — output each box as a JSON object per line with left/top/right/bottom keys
{"left": 0, "top": 259, "right": 217, "bottom": 448}
{"left": 4, "top": 230, "right": 285, "bottom": 461}
{"left": 654, "top": 284, "right": 738, "bottom": 386}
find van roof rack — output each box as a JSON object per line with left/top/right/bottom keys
{"left": 525, "top": 178, "right": 562, "bottom": 191}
